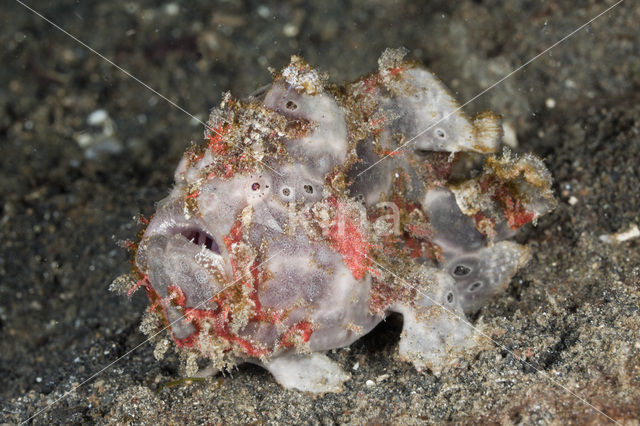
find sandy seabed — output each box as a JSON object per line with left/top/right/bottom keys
{"left": 1, "top": 1, "right": 639, "bottom": 424}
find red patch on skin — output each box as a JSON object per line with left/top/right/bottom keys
{"left": 222, "top": 219, "right": 264, "bottom": 312}
{"left": 478, "top": 176, "right": 493, "bottom": 192}
{"left": 207, "top": 123, "right": 230, "bottom": 155}
{"left": 362, "top": 74, "right": 381, "bottom": 93}
{"left": 370, "top": 117, "right": 387, "bottom": 136}
{"left": 122, "top": 240, "right": 136, "bottom": 250}
{"left": 176, "top": 303, "right": 269, "bottom": 357}
{"left": 185, "top": 190, "right": 200, "bottom": 200}
{"left": 326, "top": 197, "right": 371, "bottom": 280}
{"left": 369, "top": 279, "right": 401, "bottom": 314}
{"left": 223, "top": 219, "right": 244, "bottom": 248}
{"left": 389, "top": 66, "right": 404, "bottom": 76}
{"left": 477, "top": 176, "right": 536, "bottom": 230}
{"left": 280, "top": 321, "right": 313, "bottom": 348}
{"left": 173, "top": 331, "right": 200, "bottom": 349}
{"left": 501, "top": 197, "right": 535, "bottom": 229}
{"left": 140, "top": 281, "right": 182, "bottom": 345}
{"left": 366, "top": 266, "right": 381, "bottom": 278}
{"left": 375, "top": 189, "right": 441, "bottom": 261}
{"left": 162, "top": 276, "right": 270, "bottom": 356}
{"left": 422, "top": 152, "right": 456, "bottom": 183}
{"left": 224, "top": 163, "right": 235, "bottom": 178}
{"left": 189, "top": 152, "right": 205, "bottom": 163}
{"left": 402, "top": 236, "right": 424, "bottom": 259}
{"left": 490, "top": 182, "right": 536, "bottom": 230}
{"left": 127, "top": 274, "right": 151, "bottom": 296}
{"left": 473, "top": 212, "right": 488, "bottom": 228}
{"left": 369, "top": 118, "right": 385, "bottom": 127}
{"left": 405, "top": 223, "right": 430, "bottom": 239}
{"left": 167, "top": 285, "right": 186, "bottom": 307}
{"left": 206, "top": 307, "right": 269, "bottom": 357}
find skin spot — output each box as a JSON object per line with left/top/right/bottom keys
{"left": 285, "top": 100, "right": 298, "bottom": 110}
{"left": 453, "top": 264, "right": 471, "bottom": 277}
{"left": 468, "top": 281, "right": 483, "bottom": 292}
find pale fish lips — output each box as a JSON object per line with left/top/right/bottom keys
{"left": 136, "top": 217, "right": 229, "bottom": 311}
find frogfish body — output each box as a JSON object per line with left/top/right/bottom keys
{"left": 115, "top": 48, "right": 555, "bottom": 392}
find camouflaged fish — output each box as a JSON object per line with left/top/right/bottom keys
{"left": 112, "top": 48, "right": 555, "bottom": 392}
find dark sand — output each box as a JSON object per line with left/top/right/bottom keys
{"left": 1, "top": 0, "right": 639, "bottom": 424}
